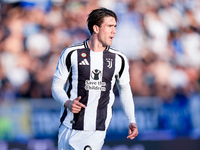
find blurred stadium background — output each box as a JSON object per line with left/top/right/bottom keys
{"left": 0, "top": 0, "right": 200, "bottom": 150}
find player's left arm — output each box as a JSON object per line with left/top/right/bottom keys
{"left": 117, "top": 82, "right": 138, "bottom": 139}
{"left": 116, "top": 54, "right": 138, "bottom": 139}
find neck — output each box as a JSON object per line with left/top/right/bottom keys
{"left": 88, "top": 35, "right": 106, "bottom": 52}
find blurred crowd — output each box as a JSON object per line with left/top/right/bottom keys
{"left": 0, "top": 0, "right": 200, "bottom": 103}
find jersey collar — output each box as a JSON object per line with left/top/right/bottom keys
{"left": 84, "top": 39, "right": 110, "bottom": 51}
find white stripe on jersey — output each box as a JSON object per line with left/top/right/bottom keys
{"left": 84, "top": 51, "right": 103, "bottom": 130}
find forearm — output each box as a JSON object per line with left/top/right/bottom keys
{"left": 51, "top": 76, "right": 69, "bottom": 106}
{"left": 118, "top": 83, "right": 136, "bottom": 124}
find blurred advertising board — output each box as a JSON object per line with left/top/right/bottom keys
{"left": 0, "top": 95, "right": 200, "bottom": 142}
{"left": 30, "top": 99, "right": 60, "bottom": 139}
{"left": 0, "top": 99, "right": 60, "bottom": 142}
{"left": 0, "top": 100, "right": 31, "bottom": 141}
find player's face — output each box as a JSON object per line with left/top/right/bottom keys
{"left": 97, "top": 16, "right": 117, "bottom": 47}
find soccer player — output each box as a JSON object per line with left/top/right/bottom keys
{"left": 52, "top": 7, "right": 138, "bottom": 150}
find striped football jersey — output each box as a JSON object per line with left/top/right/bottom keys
{"left": 54, "top": 40, "right": 131, "bottom": 131}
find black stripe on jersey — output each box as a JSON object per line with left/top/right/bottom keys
{"left": 84, "top": 40, "right": 89, "bottom": 48}
{"left": 118, "top": 55, "right": 125, "bottom": 78}
{"left": 96, "top": 50, "right": 115, "bottom": 130}
{"left": 105, "top": 46, "right": 110, "bottom": 51}
{"left": 73, "top": 48, "right": 90, "bottom": 130}
{"left": 59, "top": 109, "right": 67, "bottom": 127}
{"left": 60, "top": 50, "right": 75, "bottom": 126}
{"left": 66, "top": 50, "right": 75, "bottom": 71}
{"left": 66, "top": 50, "right": 75, "bottom": 97}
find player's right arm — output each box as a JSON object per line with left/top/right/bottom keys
{"left": 51, "top": 47, "right": 86, "bottom": 113}
{"left": 51, "top": 48, "right": 71, "bottom": 106}
{"left": 52, "top": 76, "right": 86, "bottom": 113}
{"left": 52, "top": 76, "right": 69, "bottom": 106}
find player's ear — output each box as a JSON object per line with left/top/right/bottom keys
{"left": 93, "top": 25, "right": 99, "bottom": 34}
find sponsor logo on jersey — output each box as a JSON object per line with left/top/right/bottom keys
{"left": 79, "top": 59, "right": 89, "bottom": 65}
{"left": 84, "top": 80, "right": 106, "bottom": 91}
{"left": 91, "top": 69, "right": 101, "bottom": 80}
{"left": 106, "top": 58, "right": 113, "bottom": 68}
{"left": 84, "top": 69, "right": 106, "bottom": 91}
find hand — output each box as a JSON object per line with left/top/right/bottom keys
{"left": 127, "top": 123, "right": 138, "bottom": 140}
{"left": 64, "top": 96, "right": 86, "bottom": 113}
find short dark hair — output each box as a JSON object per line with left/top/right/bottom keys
{"left": 87, "top": 8, "right": 118, "bottom": 35}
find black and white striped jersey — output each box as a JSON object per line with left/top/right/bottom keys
{"left": 53, "top": 40, "right": 135, "bottom": 131}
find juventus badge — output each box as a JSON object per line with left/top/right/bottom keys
{"left": 106, "top": 58, "right": 113, "bottom": 68}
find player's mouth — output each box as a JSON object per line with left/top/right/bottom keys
{"left": 110, "top": 36, "right": 114, "bottom": 40}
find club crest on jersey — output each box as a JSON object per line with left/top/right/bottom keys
{"left": 106, "top": 58, "right": 113, "bottom": 68}
{"left": 91, "top": 69, "right": 101, "bottom": 80}
{"left": 81, "top": 53, "right": 87, "bottom": 57}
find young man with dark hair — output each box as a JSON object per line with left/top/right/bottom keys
{"left": 52, "top": 7, "right": 138, "bottom": 150}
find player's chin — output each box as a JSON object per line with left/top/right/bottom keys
{"left": 106, "top": 41, "right": 113, "bottom": 46}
